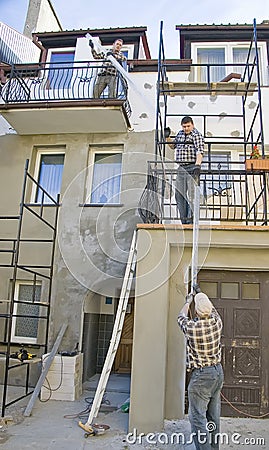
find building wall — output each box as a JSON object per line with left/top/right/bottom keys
{"left": 0, "top": 130, "right": 155, "bottom": 355}
{"left": 129, "top": 224, "right": 269, "bottom": 433}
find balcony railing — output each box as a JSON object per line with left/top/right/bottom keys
{"left": 138, "top": 161, "right": 269, "bottom": 225}
{"left": 1, "top": 60, "right": 131, "bottom": 117}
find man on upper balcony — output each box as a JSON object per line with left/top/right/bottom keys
{"left": 166, "top": 116, "right": 204, "bottom": 224}
{"left": 89, "top": 38, "right": 127, "bottom": 99}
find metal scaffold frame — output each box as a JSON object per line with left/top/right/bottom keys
{"left": 139, "top": 19, "right": 268, "bottom": 226}
{"left": 0, "top": 159, "right": 60, "bottom": 417}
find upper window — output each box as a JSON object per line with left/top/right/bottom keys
{"left": 192, "top": 42, "right": 267, "bottom": 85}
{"left": 33, "top": 150, "right": 65, "bottom": 204}
{"left": 90, "top": 152, "right": 122, "bottom": 204}
{"left": 197, "top": 48, "right": 225, "bottom": 82}
{"left": 47, "top": 50, "right": 75, "bottom": 89}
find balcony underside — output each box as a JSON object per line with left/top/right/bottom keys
{"left": 0, "top": 100, "right": 131, "bottom": 135}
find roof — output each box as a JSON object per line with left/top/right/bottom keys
{"left": 33, "top": 26, "right": 151, "bottom": 59}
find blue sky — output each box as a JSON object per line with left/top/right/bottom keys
{"left": 0, "top": 0, "right": 267, "bottom": 58}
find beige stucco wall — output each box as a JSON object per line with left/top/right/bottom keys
{"left": 129, "top": 224, "right": 269, "bottom": 433}
{"left": 0, "top": 130, "right": 155, "bottom": 351}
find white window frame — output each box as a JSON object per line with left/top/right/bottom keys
{"left": 31, "top": 148, "right": 65, "bottom": 203}
{"left": 191, "top": 41, "right": 267, "bottom": 85}
{"left": 86, "top": 147, "right": 123, "bottom": 204}
{"left": 47, "top": 47, "right": 76, "bottom": 63}
{"left": 11, "top": 280, "right": 42, "bottom": 344}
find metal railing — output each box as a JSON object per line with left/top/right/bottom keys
{"left": 1, "top": 60, "right": 132, "bottom": 117}
{"left": 138, "top": 161, "right": 269, "bottom": 225}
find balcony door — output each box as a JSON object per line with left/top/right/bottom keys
{"left": 47, "top": 50, "right": 75, "bottom": 90}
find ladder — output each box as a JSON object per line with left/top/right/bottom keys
{"left": 84, "top": 230, "right": 137, "bottom": 427}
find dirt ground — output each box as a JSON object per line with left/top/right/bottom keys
{"left": 0, "top": 397, "right": 268, "bottom": 449}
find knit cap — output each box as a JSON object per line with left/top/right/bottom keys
{"left": 194, "top": 292, "right": 213, "bottom": 317}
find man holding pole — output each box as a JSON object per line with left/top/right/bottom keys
{"left": 177, "top": 290, "right": 224, "bottom": 449}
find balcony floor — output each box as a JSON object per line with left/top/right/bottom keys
{"left": 0, "top": 100, "right": 131, "bottom": 135}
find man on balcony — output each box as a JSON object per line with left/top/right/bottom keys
{"left": 89, "top": 38, "right": 127, "bottom": 99}
{"left": 166, "top": 116, "right": 204, "bottom": 224}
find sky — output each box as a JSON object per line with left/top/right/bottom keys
{"left": 0, "top": 0, "right": 268, "bottom": 58}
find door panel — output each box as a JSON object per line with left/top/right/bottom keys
{"left": 198, "top": 270, "right": 269, "bottom": 417}
{"left": 114, "top": 298, "right": 134, "bottom": 373}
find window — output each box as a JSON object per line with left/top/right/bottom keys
{"left": 34, "top": 151, "right": 65, "bottom": 204}
{"left": 11, "top": 281, "right": 42, "bottom": 344}
{"left": 197, "top": 48, "right": 225, "bottom": 82}
{"left": 201, "top": 152, "right": 231, "bottom": 198}
{"left": 90, "top": 153, "right": 122, "bottom": 204}
{"left": 233, "top": 47, "right": 260, "bottom": 82}
{"left": 192, "top": 42, "right": 267, "bottom": 84}
{"left": 47, "top": 50, "right": 75, "bottom": 89}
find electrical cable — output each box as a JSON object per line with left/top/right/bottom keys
{"left": 220, "top": 392, "right": 269, "bottom": 418}
{"left": 39, "top": 353, "right": 64, "bottom": 402}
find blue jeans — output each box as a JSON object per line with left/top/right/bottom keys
{"left": 188, "top": 363, "right": 224, "bottom": 450}
{"left": 175, "top": 164, "right": 196, "bottom": 224}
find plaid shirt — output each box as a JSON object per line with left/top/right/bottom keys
{"left": 177, "top": 307, "right": 222, "bottom": 371}
{"left": 91, "top": 49, "right": 126, "bottom": 77}
{"left": 174, "top": 128, "right": 204, "bottom": 164}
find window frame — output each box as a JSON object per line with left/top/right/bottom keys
{"left": 11, "top": 280, "right": 42, "bottom": 344}
{"left": 31, "top": 148, "right": 65, "bottom": 204}
{"left": 46, "top": 47, "right": 76, "bottom": 90}
{"left": 191, "top": 41, "right": 267, "bottom": 85}
{"left": 86, "top": 147, "right": 123, "bottom": 205}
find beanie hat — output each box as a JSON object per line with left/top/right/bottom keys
{"left": 194, "top": 292, "right": 213, "bottom": 317}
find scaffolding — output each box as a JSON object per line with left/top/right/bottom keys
{"left": 139, "top": 19, "right": 269, "bottom": 225}
{"left": 0, "top": 159, "right": 59, "bottom": 417}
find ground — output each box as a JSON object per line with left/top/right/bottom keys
{"left": 0, "top": 395, "right": 268, "bottom": 449}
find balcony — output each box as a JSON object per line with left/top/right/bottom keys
{"left": 139, "top": 160, "right": 269, "bottom": 226}
{"left": 0, "top": 61, "right": 131, "bottom": 134}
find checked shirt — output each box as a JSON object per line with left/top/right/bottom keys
{"left": 174, "top": 128, "right": 204, "bottom": 164}
{"left": 91, "top": 49, "right": 126, "bottom": 77}
{"left": 177, "top": 307, "right": 222, "bottom": 371}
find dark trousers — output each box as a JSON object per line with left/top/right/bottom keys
{"left": 175, "top": 164, "right": 197, "bottom": 224}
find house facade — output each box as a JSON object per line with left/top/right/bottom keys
{"left": 0, "top": 6, "right": 269, "bottom": 432}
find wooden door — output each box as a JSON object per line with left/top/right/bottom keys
{"left": 114, "top": 298, "right": 134, "bottom": 373}
{"left": 198, "top": 270, "right": 269, "bottom": 417}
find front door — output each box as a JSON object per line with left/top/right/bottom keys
{"left": 198, "top": 270, "right": 269, "bottom": 417}
{"left": 114, "top": 298, "right": 134, "bottom": 373}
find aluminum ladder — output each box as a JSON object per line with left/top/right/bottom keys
{"left": 84, "top": 230, "right": 137, "bottom": 427}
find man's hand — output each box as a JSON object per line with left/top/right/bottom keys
{"left": 193, "top": 283, "right": 201, "bottom": 294}
{"left": 89, "top": 40, "right": 94, "bottom": 49}
{"left": 185, "top": 293, "right": 194, "bottom": 304}
{"left": 164, "top": 127, "right": 171, "bottom": 138}
{"left": 193, "top": 165, "right": 201, "bottom": 178}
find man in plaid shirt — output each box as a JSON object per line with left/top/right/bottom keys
{"left": 89, "top": 38, "right": 127, "bottom": 99}
{"left": 166, "top": 116, "right": 204, "bottom": 224}
{"left": 178, "top": 291, "right": 224, "bottom": 449}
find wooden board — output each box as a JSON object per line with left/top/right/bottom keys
{"left": 162, "top": 81, "right": 257, "bottom": 96}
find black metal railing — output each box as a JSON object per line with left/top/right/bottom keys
{"left": 138, "top": 160, "right": 269, "bottom": 225}
{"left": 1, "top": 60, "right": 131, "bottom": 117}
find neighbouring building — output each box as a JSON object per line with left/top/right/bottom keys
{"left": 0, "top": 1, "right": 269, "bottom": 433}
